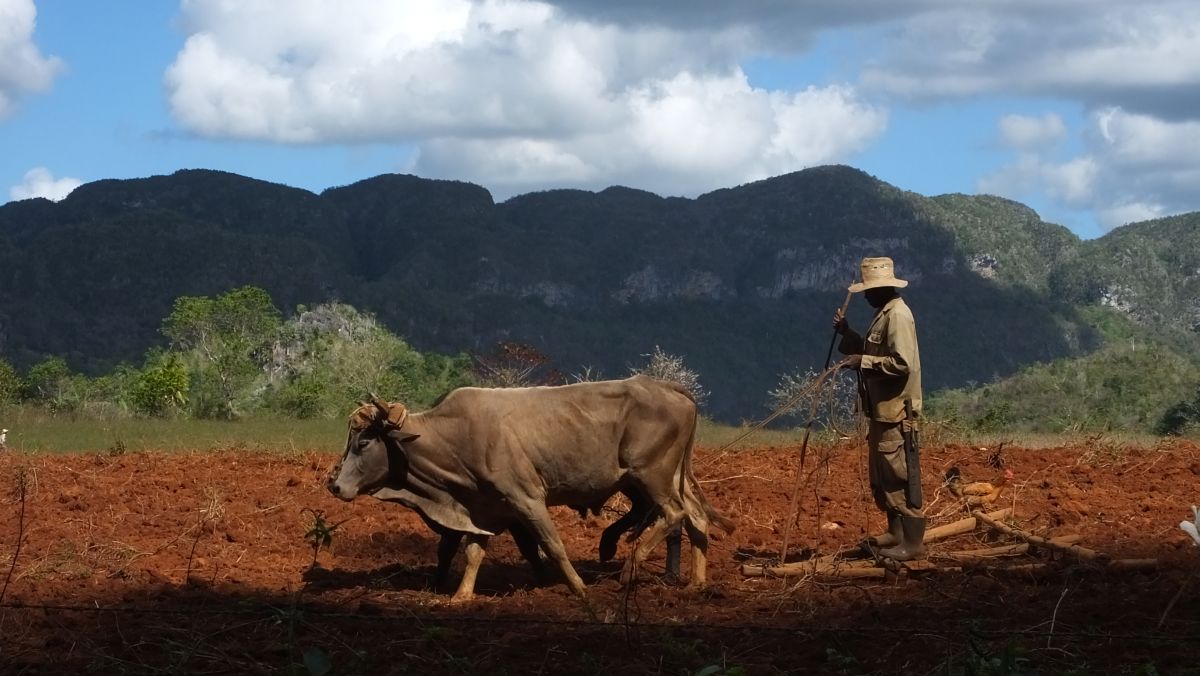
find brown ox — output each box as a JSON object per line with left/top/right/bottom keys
{"left": 326, "top": 375, "right": 732, "bottom": 600}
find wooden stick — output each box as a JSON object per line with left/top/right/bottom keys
{"left": 743, "top": 507, "right": 1017, "bottom": 577}
{"left": 938, "top": 543, "right": 1030, "bottom": 561}
{"left": 987, "top": 559, "right": 1158, "bottom": 575}
{"left": 744, "top": 556, "right": 1157, "bottom": 579}
{"left": 742, "top": 560, "right": 886, "bottom": 578}
{"left": 742, "top": 559, "right": 877, "bottom": 577}
{"left": 925, "top": 508, "right": 1013, "bottom": 542}
{"left": 938, "top": 534, "right": 1082, "bottom": 562}
{"left": 972, "top": 510, "right": 1108, "bottom": 562}
{"left": 923, "top": 515, "right": 979, "bottom": 542}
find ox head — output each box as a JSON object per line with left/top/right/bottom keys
{"left": 326, "top": 394, "right": 420, "bottom": 501}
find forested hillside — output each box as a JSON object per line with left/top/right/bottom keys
{"left": 1, "top": 165, "right": 1196, "bottom": 423}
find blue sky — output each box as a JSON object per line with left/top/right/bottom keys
{"left": 3, "top": 1, "right": 1199, "bottom": 239}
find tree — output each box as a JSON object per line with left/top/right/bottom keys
{"left": 0, "top": 359, "right": 21, "bottom": 405}
{"left": 23, "top": 357, "right": 72, "bottom": 402}
{"left": 163, "top": 286, "right": 280, "bottom": 418}
{"left": 472, "top": 342, "right": 563, "bottom": 388}
{"left": 21, "top": 357, "right": 96, "bottom": 414}
{"left": 767, "top": 367, "right": 857, "bottom": 432}
{"left": 128, "top": 351, "right": 189, "bottom": 416}
{"left": 263, "top": 303, "right": 472, "bottom": 417}
{"left": 631, "top": 346, "right": 707, "bottom": 408}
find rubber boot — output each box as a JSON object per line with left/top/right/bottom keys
{"left": 664, "top": 527, "right": 682, "bottom": 583}
{"left": 879, "top": 516, "right": 926, "bottom": 561}
{"left": 867, "top": 510, "right": 903, "bottom": 548}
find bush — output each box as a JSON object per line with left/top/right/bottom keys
{"left": 631, "top": 345, "right": 708, "bottom": 408}
{"left": 472, "top": 342, "right": 562, "bottom": 388}
{"left": 0, "top": 359, "right": 21, "bottom": 405}
{"left": 128, "top": 352, "right": 189, "bottom": 416}
{"left": 263, "top": 303, "right": 473, "bottom": 416}
{"left": 767, "top": 367, "right": 857, "bottom": 431}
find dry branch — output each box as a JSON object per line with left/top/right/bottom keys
{"left": 742, "top": 560, "right": 885, "bottom": 578}
{"left": 925, "top": 508, "right": 1012, "bottom": 542}
{"left": 741, "top": 508, "right": 1015, "bottom": 578}
{"left": 938, "top": 543, "right": 1030, "bottom": 561}
{"left": 746, "top": 555, "right": 1158, "bottom": 579}
{"left": 937, "top": 534, "right": 1083, "bottom": 563}
{"left": 971, "top": 510, "right": 1108, "bottom": 562}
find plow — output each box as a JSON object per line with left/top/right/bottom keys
{"left": 741, "top": 506, "right": 1159, "bottom": 580}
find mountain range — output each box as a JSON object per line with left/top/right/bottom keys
{"left": 2, "top": 165, "right": 1196, "bottom": 422}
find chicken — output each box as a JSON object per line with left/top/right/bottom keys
{"left": 1182, "top": 505, "right": 1199, "bottom": 548}
{"left": 944, "top": 467, "right": 1014, "bottom": 507}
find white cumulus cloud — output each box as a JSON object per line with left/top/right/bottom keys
{"left": 981, "top": 107, "right": 1200, "bottom": 231}
{"left": 164, "top": 0, "right": 887, "bottom": 197}
{"left": 9, "top": 167, "right": 82, "bottom": 202}
{"left": 0, "top": 0, "right": 64, "bottom": 118}
{"left": 861, "top": 2, "right": 1200, "bottom": 119}
{"left": 997, "top": 113, "right": 1066, "bottom": 151}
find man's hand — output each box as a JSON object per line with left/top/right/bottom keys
{"left": 832, "top": 308, "right": 848, "bottom": 335}
{"left": 840, "top": 354, "right": 862, "bottom": 370}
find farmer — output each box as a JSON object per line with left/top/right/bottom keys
{"left": 832, "top": 257, "right": 925, "bottom": 560}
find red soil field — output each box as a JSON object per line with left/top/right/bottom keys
{"left": 0, "top": 439, "right": 1197, "bottom": 674}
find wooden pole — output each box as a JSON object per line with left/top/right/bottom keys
{"left": 937, "top": 534, "right": 1082, "bottom": 562}
{"left": 972, "top": 510, "right": 1108, "bottom": 562}
{"left": 743, "top": 508, "right": 1016, "bottom": 577}
{"left": 744, "top": 557, "right": 1156, "bottom": 579}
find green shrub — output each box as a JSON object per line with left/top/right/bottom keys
{"left": 0, "top": 359, "right": 21, "bottom": 405}
{"left": 129, "top": 353, "right": 189, "bottom": 416}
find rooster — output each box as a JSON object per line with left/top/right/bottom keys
{"left": 1182, "top": 505, "right": 1199, "bottom": 548}
{"left": 944, "top": 467, "right": 1014, "bottom": 507}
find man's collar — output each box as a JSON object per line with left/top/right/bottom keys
{"left": 875, "top": 296, "right": 903, "bottom": 315}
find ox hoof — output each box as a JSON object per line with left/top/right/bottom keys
{"left": 449, "top": 592, "right": 475, "bottom": 604}
{"left": 619, "top": 565, "right": 637, "bottom": 586}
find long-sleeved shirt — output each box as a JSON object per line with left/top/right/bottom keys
{"left": 837, "top": 296, "right": 922, "bottom": 423}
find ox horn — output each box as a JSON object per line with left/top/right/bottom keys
{"left": 369, "top": 393, "right": 389, "bottom": 417}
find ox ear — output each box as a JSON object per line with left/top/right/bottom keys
{"left": 391, "top": 431, "right": 420, "bottom": 444}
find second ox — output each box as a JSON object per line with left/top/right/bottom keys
{"left": 326, "top": 375, "right": 733, "bottom": 600}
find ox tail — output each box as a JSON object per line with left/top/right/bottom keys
{"left": 657, "top": 378, "right": 696, "bottom": 403}
{"left": 681, "top": 412, "right": 736, "bottom": 535}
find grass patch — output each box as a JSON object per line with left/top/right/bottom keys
{"left": 0, "top": 406, "right": 344, "bottom": 454}
{"left": 696, "top": 418, "right": 845, "bottom": 450}
{"left": 0, "top": 406, "right": 1182, "bottom": 455}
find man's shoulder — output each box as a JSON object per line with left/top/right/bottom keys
{"left": 884, "top": 297, "right": 915, "bottom": 321}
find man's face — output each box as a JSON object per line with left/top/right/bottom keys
{"left": 863, "top": 287, "right": 897, "bottom": 308}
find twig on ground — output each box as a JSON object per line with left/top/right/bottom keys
{"left": 0, "top": 466, "right": 32, "bottom": 606}
{"left": 1157, "top": 567, "right": 1196, "bottom": 629}
{"left": 1047, "top": 585, "right": 1070, "bottom": 649}
{"left": 698, "top": 474, "right": 773, "bottom": 484}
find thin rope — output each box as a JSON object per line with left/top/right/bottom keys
{"left": 698, "top": 362, "right": 846, "bottom": 468}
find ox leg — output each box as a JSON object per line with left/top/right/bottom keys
{"left": 509, "top": 522, "right": 552, "bottom": 582}
{"left": 681, "top": 484, "right": 711, "bottom": 589}
{"left": 599, "top": 501, "right": 645, "bottom": 562}
{"left": 518, "top": 502, "right": 588, "bottom": 597}
{"left": 664, "top": 528, "right": 683, "bottom": 582}
{"left": 451, "top": 534, "right": 489, "bottom": 603}
{"left": 602, "top": 502, "right": 682, "bottom": 579}
{"left": 613, "top": 490, "right": 683, "bottom": 579}
{"left": 621, "top": 501, "right": 686, "bottom": 586}
{"left": 435, "top": 531, "right": 465, "bottom": 590}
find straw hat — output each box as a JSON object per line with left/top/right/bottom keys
{"left": 848, "top": 257, "right": 908, "bottom": 293}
